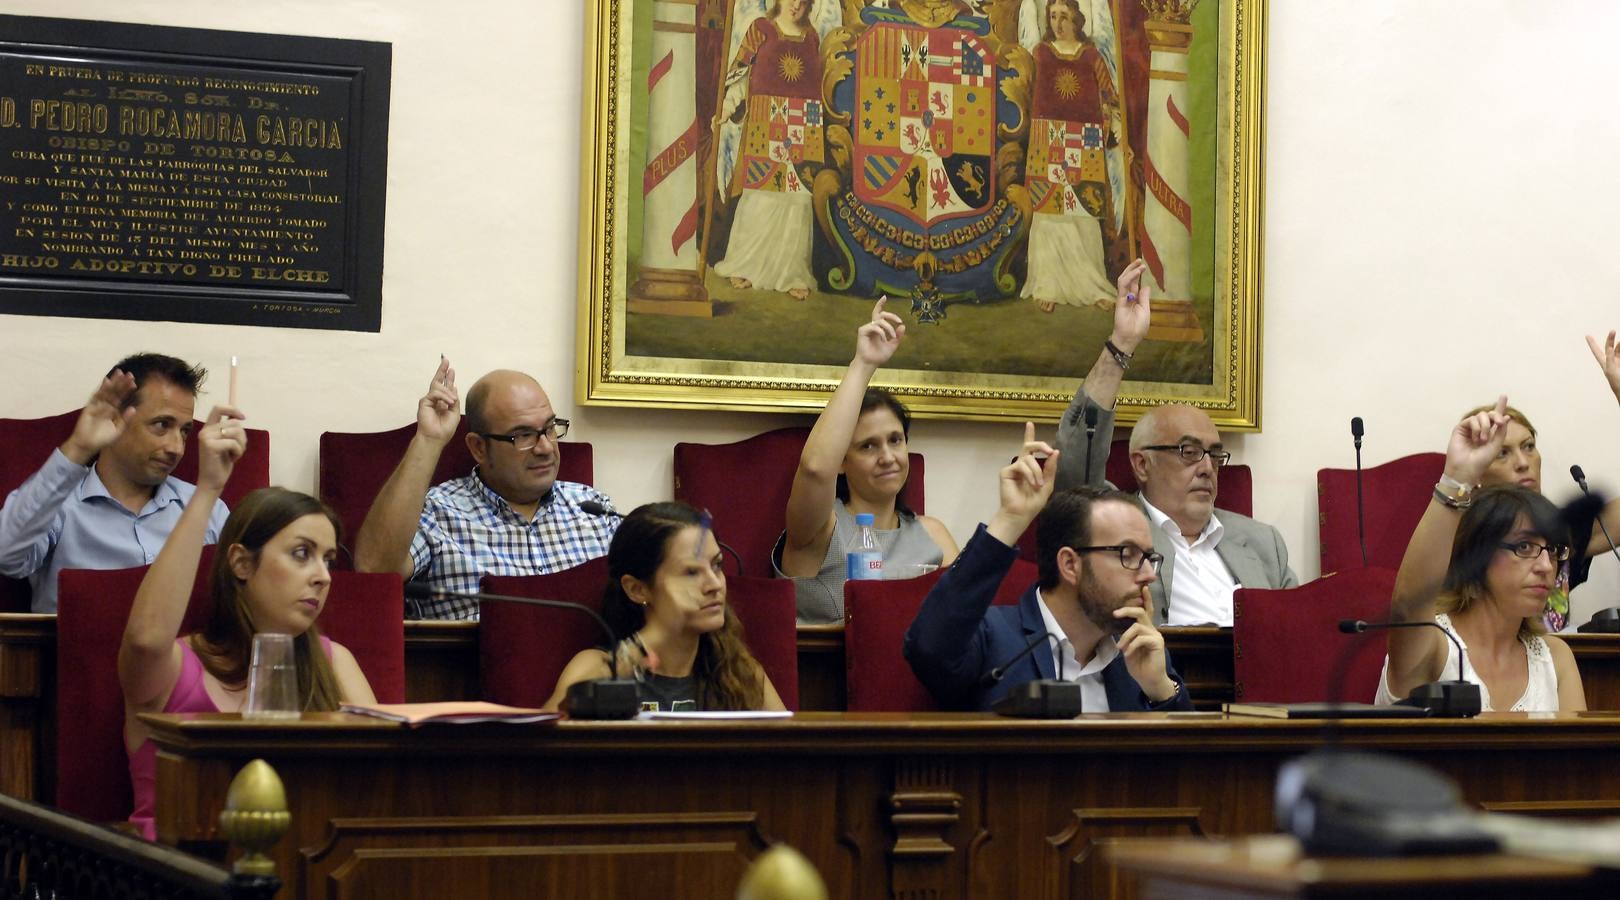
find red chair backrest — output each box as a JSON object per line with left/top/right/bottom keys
{"left": 1231, "top": 567, "right": 1398, "bottom": 704}
{"left": 1318, "top": 452, "right": 1445, "bottom": 576}
{"left": 56, "top": 555, "right": 211, "bottom": 823}
{"left": 674, "top": 427, "right": 925, "bottom": 578}
{"left": 843, "top": 559, "right": 1037, "bottom": 712}
{"left": 319, "top": 418, "right": 594, "bottom": 568}
{"left": 723, "top": 575, "right": 800, "bottom": 710}
{"left": 1016, "top": 441, "right": 1254, "bottom": 558}
{"left": 481, "top": 559, "right": 612, "bottom": 708}
{"left": 0, "top": 411, "right": 268, "bottom": 611}
{"left": 56, "top": 551, "right": 405, "bottom": 822}
{"left": 320, "top": 572, "right": 407, "bottom": 704}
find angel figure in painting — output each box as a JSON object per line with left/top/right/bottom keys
{"left": 1019, "top": 0, "right": 1129, "bottom": 313}
{"left": 711, "top": 0, "right": 829, "bottom": 301}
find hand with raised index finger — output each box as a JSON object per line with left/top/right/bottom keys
{"left": 998, "top": 421, "right": 1059, "bottom": 524}
{"left": 416, "top": 355, "right": 461, "bottom": 446}
{"left": 1111, "top": 258, "right": 1154, "bottom": 355}
{"left": 1445, "top": 393, "right": 1510, "bottom": 485}
{"left": 63, "top": 369, "right": 139, "bottom": 465}
{"left": 1588, "top": 330, "right": 1620, "bottom": 402}
{"left": 854, "top": 295, "right": 906, "bottom": 368}
{"left": 195, "top": 405, "right": 248, "bottom": 493}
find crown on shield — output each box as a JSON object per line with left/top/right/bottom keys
{"left": 1141, "top": 0, "right": 1202, "bottom": 25}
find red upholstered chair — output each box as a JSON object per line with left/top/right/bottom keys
{"left": 0, "top": 411, "right": 268, "bottom": 611}
{"left": 1015, "top": 439, "right": 1254, "bottom": 558}
{"left": 319, "top": 418, "right": 594, "bottom": 569}
{"left": 55, "top": 556, "right": 210, "bottom": 822}
{"left": 481, "top": 558, "right": 612, "bottom": 708}
{"left": 56, "top": 551, "right": 406, "bottom": 822}
{"left": 319, "top": 572, "right": 407, "bottom": 704}
{"left": 844, "top": 558, "right": 1038, "bottom": 712}
{"left": 674, "top": 427, "right": 925, "bottom": 578}
{"left": 1230, "top": 567, "right": 1398, "bottom": 704}
{"left": 725, "top": 575, "right": 800, "bottom": 710}
{"left": 1318, "top": 452, "right": 1445, "bottom": 576}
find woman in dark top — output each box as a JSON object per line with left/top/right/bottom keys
{"left": 546, "top": 502, "right": 785, "bottom": 712}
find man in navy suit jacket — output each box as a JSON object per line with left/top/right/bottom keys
{"left": 904, "top": 425, "right": 1192, "bottom": 712}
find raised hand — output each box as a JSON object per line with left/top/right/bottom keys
{"left": 1445, "top": 394, "right": 1510, "bottom": 485}
{"left": 62, "top": 370, "right": 138, "bottom": 465}
{"left": 853, "top": 296, "right": 905, "bottom": 368}
{"left": 1588, "top": 330, "right": 1620, "bottom": 402}
{"left": 194, "top": 405, "right": 247, "bottom": 493}
{"left": 1110, "top": 258, "right": 1153, "bottom": 354}
{"left": 1116, "top": 589, "right": 1177, "bottom": 701}
{"left": 997, "top": 422, "right": 1060, "bottom": 527}
{"left": 416, "top": 356, "right": 460, "bottom": 446}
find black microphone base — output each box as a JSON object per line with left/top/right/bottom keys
{"left": 1394, "top": 680, "right": 1482, "bottom": 718}
{"left": 1578, "top": 608, "right": 1620, "bottom": 633}
{"left": 562, "top": 679, "right": 641, "bottom": 720}
{"left": 991, "top": 680, "right": 1083, "bottom": 719}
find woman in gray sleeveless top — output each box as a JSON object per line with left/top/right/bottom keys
{"left": 776, "top": 298, "right": 958, "bottom": 624}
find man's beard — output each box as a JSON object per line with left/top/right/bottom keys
{"left": 1079, "top": 568, "right": 1138, "bottom": 638}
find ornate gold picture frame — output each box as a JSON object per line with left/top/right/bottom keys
{"left": 577, "top": 0, "right": 1266, "bottom": 428}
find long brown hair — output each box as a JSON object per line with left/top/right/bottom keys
{"left": 602, "top": 502, "right": 766, "bottom": 710}
{"left": 192, "top": 487, "right": 344, "bottom": 712}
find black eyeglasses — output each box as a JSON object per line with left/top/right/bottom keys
{"left": 1071, "top": 544, "right": 1164, "bottom": 573}
{"left": 1141, "top": 444, "right": 1231, "bottom": 467}
{"left": 479, "top": 418, "right": 570, "bottom": 451}
{"left": 1497, "top": 540, "right": 1571, "bottom": 562}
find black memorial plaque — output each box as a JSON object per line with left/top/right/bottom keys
{"left": 0, "top": 16, "right": 389, "bottom": 331}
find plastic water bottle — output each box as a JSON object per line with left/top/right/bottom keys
{"left": 847, "top": 512, "right": 884, "bottom": 580}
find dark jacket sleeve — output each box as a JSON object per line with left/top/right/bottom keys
{"left": 1054, "top": 388, "right": 1116, "bottom": 493}
{"left": 903, "top": 524, "right": 1016, "bottom": 706}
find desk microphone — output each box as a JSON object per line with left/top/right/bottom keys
{"left": 1351, "top": 417, "right": 1368, "bottom": 567}
{"left": 1568, "top": 469, "right": 1620, "bottom": 633}
{"left": 579, "top": 500, "right": 747, "bottom": 576}
{"left": 1571, "top": 465, "right": 1619, "bottom": 566}
{"left": 984, "top": 630, "right": 1082, "bottom": 718}
{"left": 404, "top": 582, "right": 640, "bottom": 719}
{"left": 1338, "top": 619, "right": 1480, "bottom": 717}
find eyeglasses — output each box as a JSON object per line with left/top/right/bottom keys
{"left": 1071, "top": 544, "right": 1164, "bottom": 574}
{"left": 1497, "top": 540, "right": 1571, "bottom": 562}
{"left": 479, "top": 418, "right": 570, "bottom": 451}
{"left": 1141, "top": 444, "right": 1232, "bottom": 467}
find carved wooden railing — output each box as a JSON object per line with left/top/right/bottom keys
{"left": 0, "top": 759, "right": 286, "bottom": 900}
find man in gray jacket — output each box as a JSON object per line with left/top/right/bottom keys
{"left": 1053, "top": 259, "right": 1296, "bottom": 624}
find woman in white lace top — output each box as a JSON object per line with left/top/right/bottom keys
{"left": 1377, "top": 397, "right": 1586, "bottom": 712}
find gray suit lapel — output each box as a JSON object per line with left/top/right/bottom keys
{"left": 1213, "top": 513, "right": 1269, "bottom": 590}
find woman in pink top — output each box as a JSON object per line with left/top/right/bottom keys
{"left": 120, "top": 403, "right": 375, "bottom": 838}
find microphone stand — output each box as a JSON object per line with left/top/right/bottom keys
{"left": 985, "top": 630, "right": 1082, "bottom": 719}
{"left": 1351, "top": 417, "right": 1367, "bottom": 567}
{"left": 1568, "top": 468, "right": 1620, "bottom": 632}
{"left": 1339, "top": 619, "right": 1481, "bottom": 717}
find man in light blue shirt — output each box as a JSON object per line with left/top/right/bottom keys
{"left": 0, "top": 354, "right": 229, "bottom": 612}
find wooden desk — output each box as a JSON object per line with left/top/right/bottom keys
{"left": 1106, "top": 836, "right": 1620, "bottom": 899}
{"left": 145, "top": 711, "right": 1620, "bottom": 900}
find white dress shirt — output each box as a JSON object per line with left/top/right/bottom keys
{"left": 1141, "top": 497, "right": 1238, "bottom": 626}
{"left": 1035, "top": 587, "right": 1120, "bottom": 713}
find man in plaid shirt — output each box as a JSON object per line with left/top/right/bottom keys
{"left": 354, "top": 358, "right": 619, "bottom": 619}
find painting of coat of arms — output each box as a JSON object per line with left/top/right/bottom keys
{"left": 578, "top": 0, "right": 1267, "bottom": 427}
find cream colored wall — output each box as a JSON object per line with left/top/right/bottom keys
{"left": 8, "top": 1, "right": 1618, "bottom": 618}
